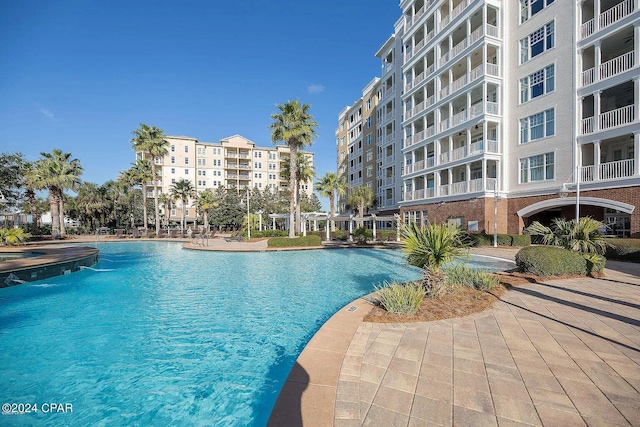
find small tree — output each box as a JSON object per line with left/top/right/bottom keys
{"left": 401, "top": 222, "right": 470, "bottom": 298}
{"left": 526, "top": 217, "right": 608, "bottom": 254}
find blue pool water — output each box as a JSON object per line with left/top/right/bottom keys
{"left": 0, "top": 242, "right": 423, "bottom": 426}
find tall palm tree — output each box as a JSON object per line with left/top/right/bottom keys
{"left": 270, "top": 100, "right": 318, "bottom": 238}
{"left": 32, "top": 149, "right": 83, "bottom": 238}
{"left": 281, "top": 152, "right": 315, "bottom": 232}
{"left": 347, "top": 186, "right": 375, "bottom": 227}
{"left": 21, "top": 160, "right": 41, "bottom": 234}
{"left": 157, "top": 192, "right": 173, "bottom": 228}
{"left": 315, "top": 172, "right": 347, "bottom": 231}
{"left": 76, "top": 182, "right": 108, "bottom": 231}
{"left": 131, "top": 159, "right": 153, "bottom": 232}
{"left": 194, "top": 189, "right": 217, "bottom": 231}
{"left": 131, "top": 124, "right": 169, "bottom": 236}
{"left": 118, "top": 168, "right": 138, "bottom": 228}
{"left": 170, "top": 179, "right": 195, "bottom": 234}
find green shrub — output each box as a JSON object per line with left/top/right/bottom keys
{"left": 470, "top": 233, "right": 531, "bottom": 247}
{"left": 373, "top": 281, "right": 425, "bottom": 315}
{"left": 248, "top": 229, "right": 288, "bottom": 238}
{"left": 583, "top": 253, "right": 606, "bottom": 274}
{"left": 376, "top": 230, "right": 397, "bottom": 241}
{"left": 604, "top": 238, "right": 640, "bottom": 262}
{"left": 332, "top": 230, "right": 348, "bottom": 241}
{"left": 353, "top": 227, "right": 373, "bottom": 243}
{"left": 515, "top": 246, "right": 587, "bottom": 276}
{"left": 0, "top": 228, "right": 31, "bottom": 245}
{"left": 443, "top": 264, "right": 499, "bottom": 291}
{"left": 267, "top": 235, "right": 322, "bottom": 248}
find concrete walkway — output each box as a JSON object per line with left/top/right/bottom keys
{"left": 270, "top": 250, "right": 640, "bottom": 426}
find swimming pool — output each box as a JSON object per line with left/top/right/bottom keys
{"left": 0, "top": 242, "right": 423, "bottom": 426}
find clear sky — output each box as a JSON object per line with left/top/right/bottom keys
{"left": 0, "top": 0, "right": 401, "bottom": 207}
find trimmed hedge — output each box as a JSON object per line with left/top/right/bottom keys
{"left": 584, "top": 253, "right": 606, "bottom": 274}
{"left": 267, "top": 235, "right": 322, "bottom": 248}
{"left": 471, "top": 233, "right": 531, "bottom": 247}
{"left": 604, "top": 238, "right": 640, "bottom": 262}
{"left": 246, "top": 229, "right": 288, "bottom": 238}
{"left": 515, "top": 246, "right": 587, "bottom": 276}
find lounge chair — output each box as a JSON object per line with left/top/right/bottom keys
{"left": 115, "top": 229, "right": 126, "bottom": 239}
{"left": 168, "top": 229, "right": 178, "bottom": 238}
{"left": 157, "top": 229, "right": 167, "bottom": 238}
{"left": 129, "top": 228, "right": 141, "bottom": 238}
{"left": 224, "top": 235, "right": 244, "bottom": 243}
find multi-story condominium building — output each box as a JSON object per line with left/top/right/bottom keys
{"left": 141, "top": 134, "right": 314, "bottom": 224}
{"left": 339, "top": 0, "right": 639, "bottom": 236}
{"left": 336, "top": 78, "right": 381, "bottom": 212}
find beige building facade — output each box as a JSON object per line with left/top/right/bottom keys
{"left": 141, "top": 135, "right": 313, "bottom": 224}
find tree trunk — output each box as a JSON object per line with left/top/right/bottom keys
{"left": 204, "top": 211, "right": 209, "bottom": 231}
{"left": 288, "top": 146, "right": 297, "bottom": 238}
{"left": 152, "top": 162, "right": 160, "bottom": 236}
{"left": 358, "top": 202, "right": 365, "bottom": 227}
{"left": 329, "top": 193, "right": 336, "bottom": 232}
{"left": 130, "top": 189, "right": 135, "bottom": 228}
{"left": 49, "top": 189, "right": 60, "bottom": 239}
{"left": 58, "top": 193, "right": 66, "bottom": 237}
{"left": 142, "top": 182, "right": 148, "bottom": 232}
{"left": 296, "top": 182, "right": 301, "bottom": 234}
{"left": 181, "top": 198, "right": 186, "bottom": 234}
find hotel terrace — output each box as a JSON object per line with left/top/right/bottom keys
{"left": 338, "top": 0, "right": 639, "bottom": 237}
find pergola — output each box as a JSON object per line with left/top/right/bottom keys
{"left": 267, "top": 212, "right": 401, "bottom": 242}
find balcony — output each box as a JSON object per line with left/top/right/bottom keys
{"left": 582, "top": 105, "right": 635, "bottom": 134}
{"left": 581, "top": 0, "right": 635, "bottom": 39}
{"left": 580, "top": 158, "right": 635, "bottom": 182}
{"left": 581, "top": 51, "right": 635, "bottom": 86}
{"left": 404, "top": 126, "right": 435, "bottom": 148}
{"left": 405, "top": 95, "right": 435, "bottom": 120}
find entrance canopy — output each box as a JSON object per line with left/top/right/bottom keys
{"left": 517, "top": 197, "right": 635, "bottom": 217}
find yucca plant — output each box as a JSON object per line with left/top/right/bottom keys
{"left": 401, "top": 222, "right": 470, "bottom": 298}
{"left": 0, "top": 228, "right": 31, "bottom": 246}
{"left": 525, "top": 217, "right": 608, "bottom": 254}
{"left": 373, "top": 281, "right": 425, "bottom": 315}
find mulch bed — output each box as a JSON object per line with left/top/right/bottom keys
{"left": 363, "top": 271, "right": 593, "bottom": 323}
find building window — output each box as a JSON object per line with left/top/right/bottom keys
{"left": 184, "top": 146, "right": 188, "bottom": 153}
{"left": 520, "top": 21, "right": 554, "bottom": 64}
{"left": 171, "top": 179, "right": 175, "bottom": 184}
{"left": 520, "top": 64, "right": 554, "bottom": 103}
{"left": 171, "top": 145, "right": 175, "bottom": 152}
{"left": 520, "top": 108, "right": 554, "bottom": 143}
{"left": 171, "top": 168, "right": 175, "bottom": 174}
{"left": 520, "top": 0, "right": 555, "bottom": 24}
{"left": 254, "top": 162, "right": 262, "bottom": 169}
{"left": 197, "top": 158, "right": 206, "bottom": 166}
{"left": 366, "top": 149, "right": 373, "bottom": 162}
{"left": 185, "top": 169, "right": 188, "bottom": 175}
{"left": 367, "top": 116, "right": 372, "bottom": 128}
{"left": 366, "top": 166, "right": 373, "bottom": 178}
{"left": 519, "top": 152, "right": 555, "bottom": 183}
{"left": 171, "top": 156, "right": 175, "bottom": 164}
{"left": 185, "top": 157, "right": 189, "bottom": 164}
{"left": 366, "top": 134, "right": 372, "bottom": 146}
{"left": 366, "top": 98, "right": 372, "bottom": 110}
{"left": 197, "top": 147, "right": 205, "bottom": 155}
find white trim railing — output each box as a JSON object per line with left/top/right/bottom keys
{"left": 451, "top": 0, "right": 468, "bottom": 22}
{"left": 452, "top": 181, "right": 467, "bottom": 194}
{"left": 580, "top": 165, "right": 594, "bottom": 182}
{"left": 440, "top": 151, "right": 450, "bottom": 164}
{"left": 600, "top": 51, "right": 634, "bottom": 80}
{"left": 451, "top": 110, "right": 468, "bottom": 128}
{"left": 600, "top": 158, "right": 635, "bottom": 180}
{"left": 581, "top": 19, "right": 595, "bottom": 39}
{"left": 414, "top": 189, "right": 426, "bottom": 200}
{"left": 582, "top": 68, "right": 595, "bottom": 87}
{"left": 427, "top": 156, "right": 435, "bottom": 168}
{"left": 599, "top": 105, "right": 635, "bottom": 130}
{"left": 486, "top": 24, "right": 499, "bottom": 38}
{"left": 599, "top": 0, "right": 634, "bottom": 31}
{"left": 451, "top": 146, "right": 467, "bottom": 161}
{"left": 413, "top": 160, "right": 425, "bottom": 173}
{"left": 582, "top": 117, "right": 594, "bottom": 134}
{"left": 384, "top": 177, "right": 395, "bottom": 186}
{"left": 486, "top": 63, "right": 499, "bottom": 77}
{"left": 487, "top": 139, "right": 499, "bottom": 153}
{"left": 469, "top": 178, "right": 483, "bottom": 192}
{"left": 439, "top": 184, "right": 450, "bottom": 196}
{"left": 486, "top": 101, "right": 499, "bottom": 115}
{"left": 385, "top": 155, "right": 395, "bottom": 164}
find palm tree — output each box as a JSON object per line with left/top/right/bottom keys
{"left": 402, "top": 221, "right": 470, "bottom": 298}
{"left": 131, "top": 124, "right": 169, "bottom": 236}
{"left": 281, "top": 152, "right": 315, "bottom": 233}
{"left": 32, "top": 149, "right": 83, "bottom": 238}
{"left": 194, "top": 189, "right": 218, "bottom": 231}
{"left": 315, "top": 172, "right": 347, "bottom": 231}
{"left": 118, "top": 168, "right": 138, "bottom": 228}
{"left": 347, "top": 186, "right": 375, "bottom": 227}
{"left": 76, "top": 182, "right": 109, "bottom": 231}
{"left": 170, "top": 179, "right": 195, "bottom": 234}
{"left": 21, "top": 160, "right": 41, "bottom": 234}
{"left": 270, "top": 100, "right": 318, "bottom": 238}
{"left": 131, "top": 159, "right": 153, "bottom": 232}
{"left": 157, "top": 192, "right": 173, "bottom": 228}
{"left": 526, "top": 217, "right": 608, "bottom": 254}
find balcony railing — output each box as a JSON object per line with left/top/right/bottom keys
{"left": 580, "top": 0, "right": 635, "bottom": 40}
{"left": 452, "top": 181, "right": 467, "bottom": 195}
{"left": 599, "top": 105, "right": 635, "bottom": 130}
{"left": 405, "top": 95, "right": 435, "bottom": 120}
{"left": 451, "top": 146, "right": 467, "bottom": 161}
{"left": 469, "top": 178, "right": 483, "bottom": 192}
{"left": 600, "top": 51, "right": 634, "bottom": 80}
{"left": 439, "top": 184, "right": 450, "bottom": 196}
{"left": 600, "top": 158, "right": 635, "bottom": 180}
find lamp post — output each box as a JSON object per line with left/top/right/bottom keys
{"left": 558, "top": 164, "right": 580, "bottom": 221}
{"left": 256, "top": 210, "right": 263, "bottom": 231}
{"left": 493, "top": 178, "right": 500, "bottom": 248}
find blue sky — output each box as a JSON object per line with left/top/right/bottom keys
{"left": 0, "top": 0, "right": 400, "bottom": 207}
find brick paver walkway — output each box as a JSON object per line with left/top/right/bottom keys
{"left": 335, "top": 266, "right": 640, "bottom": 426}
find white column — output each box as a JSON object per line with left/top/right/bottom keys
{"left": 594, "top": 42, "right": 601, "bottom": 82}
{"left": 635, "top": 22, "right": 640, "bottom": 67}
{"left": 635, "top": 77, "right": 640, "bottom": 122}
{"left": 594, "top": 0, "right": 600, "bottom": 29}
{"left": 435, "top": 138, "right": 441, "bottom": 165}
{"left": 466, "top": 127, "right": 472, "bottom": 155}
{"left": 635, "top": 132, "right": 640, "bottom": 176}
{"left": 465, "top": 164, "right": 471, "bottom": 191}
{"left": 482, "top": 158, "right": 487, "bottom": 191}
{"left": 435, "top": 170, "right": 441, "bottom": 196}
{"left": 594, "top": 91, "right": 602, "bottom": 131}
{"left": 372, "top": 214, "right": 377, "bottom": 241}
{"left": 593, "top": 140, "right": 601, "bottom": 181}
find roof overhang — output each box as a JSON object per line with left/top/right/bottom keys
{"left": 517, "top": 197, "right": 635, "bottom": 218}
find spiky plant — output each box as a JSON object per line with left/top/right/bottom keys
{"left": 525, "top": 217, "right": 608, "bottom": 254}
